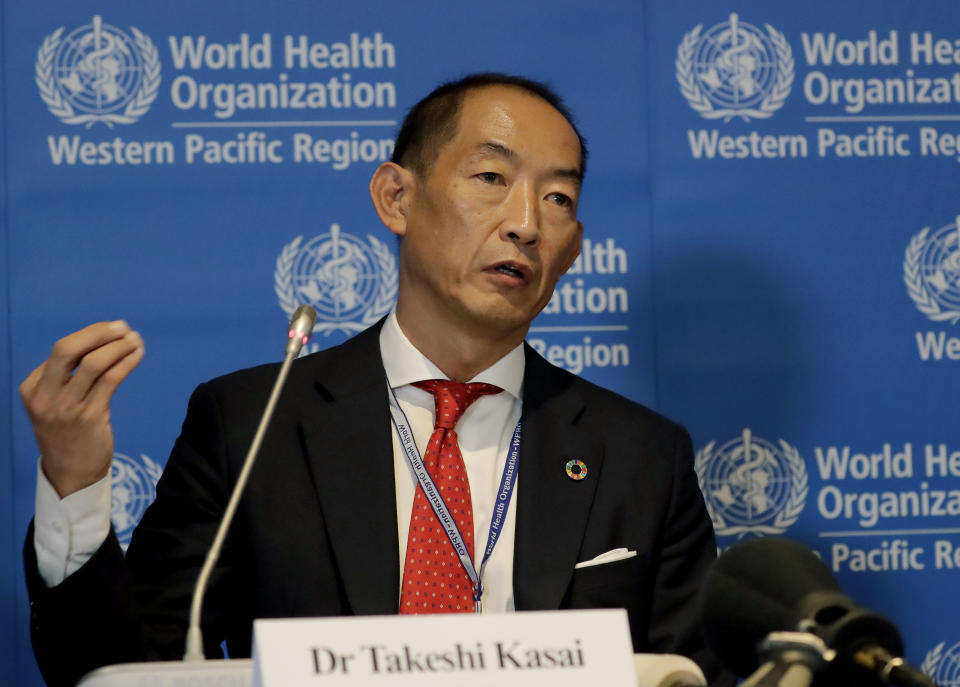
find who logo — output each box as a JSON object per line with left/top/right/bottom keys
{"left": 695, "top": 428, "right": 807, "bottom": 538}
{"left": 275, "top": 224, "right": 398, "bottom": 339}
{"left": 923, "top": 640, "right": 960, "bottom": 687}
{"left": 677, "top": 13, "right": 793, "bottom": 122}
{"left": 905, "top": 215, "right": 960, "bottom": 325}
{"left": 36, "top": 14, "right": 160, "bottom": 127}
{"left": 110, "top": 452, "right": 162, "bottom": 550}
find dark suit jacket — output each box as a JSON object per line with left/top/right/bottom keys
{"left": 25, "top": 323, "right": 726, "bottom": 686}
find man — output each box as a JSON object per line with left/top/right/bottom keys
{"left": 22, "top": 74, "right": 726, "bottom": 686}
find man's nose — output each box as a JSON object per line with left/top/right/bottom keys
{"left": 499, "top": 182, "right": 540, "bottom": 245}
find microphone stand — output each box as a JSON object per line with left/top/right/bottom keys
{"left": 183, "top": 305, "right": 316, "bottom": 661}
{"left": 742, "top": 633, "right": 835, "bottom": 687}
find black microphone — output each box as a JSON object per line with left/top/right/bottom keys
{"left": 698, "top": 537, "right": 935, "bottom": 687}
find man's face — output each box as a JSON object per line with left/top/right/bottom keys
{"left": 397, "top": 85, "right": 583, "bottom": 341}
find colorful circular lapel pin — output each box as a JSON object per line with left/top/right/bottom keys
{"left": 565, "top": 459, "right": 588, "bottom": 481}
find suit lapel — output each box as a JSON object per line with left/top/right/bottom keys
{"left": 513, "top": 346, "right": 604, "bottom": 610}
{"left": 299, "top": 325, "right": 400, "bottom": 614}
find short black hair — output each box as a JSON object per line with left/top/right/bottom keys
{"left": 391, "top": 72, "right": 588, "bottom": 181}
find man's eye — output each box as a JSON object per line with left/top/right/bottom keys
{"left": 476, "top": 172, "right": 502, "bottom": 184}
{"left": 547, "top": 192, "right": 573, "bottom": 208}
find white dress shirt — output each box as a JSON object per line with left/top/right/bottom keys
{"left": 381, "top": 310, "right": 522, "bottom": 613}
{"left": 35, "top": 310, "right": 524, "bottom": 613}
{"left": 34, "top": 461, "right": 112, "bottom": 584}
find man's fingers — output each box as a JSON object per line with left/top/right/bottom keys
{"left": 18, "top": 363, "right": 45, "bottom": 405}
{"left": 85, "top": 335, "right": 145, "bottom": 410}
{"left": 63, "top": 331, "right": 144, "bottom": 406}
{"left": 36, "top": 321, "right": 131, "bottom": 397}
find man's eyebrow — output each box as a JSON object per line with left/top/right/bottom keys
{"left": 552, "top": 167, "right": 583, "bottom": 186}
{"left": 476, "top": 141, "right": 516, "bottom": 161}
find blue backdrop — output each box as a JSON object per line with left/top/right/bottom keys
{"left": 3, "top": 1, "right": 959, "bottom": 684}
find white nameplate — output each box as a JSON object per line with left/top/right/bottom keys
{"left": 251, "top": 609, "right": 635, "bottom": 687}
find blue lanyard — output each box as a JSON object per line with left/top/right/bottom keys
{"left": 388, "top": 383, "right": 521, "bottom": 613}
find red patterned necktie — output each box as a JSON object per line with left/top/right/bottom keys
{"left": 399, "top": 379, "right": 503, "bottom": 614}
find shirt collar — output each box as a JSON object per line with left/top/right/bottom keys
{"left": 379, "top": 309, "right": 525, "bottom": 400}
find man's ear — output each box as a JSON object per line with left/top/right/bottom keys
{"left": 369, "top": 162, "right": 416, "bottom": 237}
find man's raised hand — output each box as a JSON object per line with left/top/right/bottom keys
{"left": 20, "top": 321, "right": 145, "bottom": 498}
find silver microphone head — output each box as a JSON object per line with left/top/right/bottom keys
{"left": 285, "top": 305, "right": 317, "bottom": 356}
{"left": 633, "top": 654, "right": 707, "bottom": 687}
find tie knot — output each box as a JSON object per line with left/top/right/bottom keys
{"left": 413, "top": 379, "right": 503, "bottom": 429}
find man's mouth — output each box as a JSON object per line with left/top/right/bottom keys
{"left": 487, "top": 261, "right": 532, "bottom": 283}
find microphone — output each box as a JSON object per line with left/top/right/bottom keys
{"left": 286, "top": 304, "right": 317, "bottom": 357}
{"left": 184, "top": 305, "right": 316, "bottom": 661}
{"left": 698, "top": 537, "right": 935, "bottom": 687}
{"left": 633, "top": 654, "right": 707, "bottom": 687}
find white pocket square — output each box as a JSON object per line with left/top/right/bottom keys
{"left": 574, "top": 547, "right": 637, "bottom": 569}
